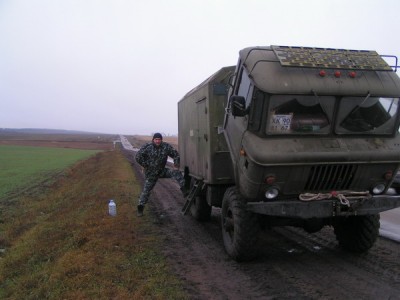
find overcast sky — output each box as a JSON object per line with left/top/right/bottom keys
{"left": 1, "top": 0, "right": 399, "bottom": 135}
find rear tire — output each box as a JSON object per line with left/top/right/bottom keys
{"left": 333, "top": 215, "right": 380, "bottom": 253}
{"left": 221, "top": 187, "right": 260, "bottom": 261}
{"left": 190, "top": 179, "right": 211, "bottom": 221}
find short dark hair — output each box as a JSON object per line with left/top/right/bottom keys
{"left": 153, "top": 132, "right": 162, "bottom": 140}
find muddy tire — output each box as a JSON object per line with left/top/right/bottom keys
{"left": 190, "top": 191, "right": 212, "bottom": 222}
{"left": 333, "top": 215, "right": 380, "bottom": 253}
{"left": 221, "top": 187, "right": 260, "bottom": 261}
{"left": 189, "top": 178, "right": 211, "bottom": 221}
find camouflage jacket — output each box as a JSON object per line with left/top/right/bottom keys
{"left": 135, "top": 142, "right": 180, "bottom": 177}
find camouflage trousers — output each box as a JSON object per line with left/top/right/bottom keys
{"left": 138, "top": 168, "right": 185, "bottom": 206}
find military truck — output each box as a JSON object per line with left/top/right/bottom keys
{"left": 178, "top": 45, "right": 400, "bottom": 261}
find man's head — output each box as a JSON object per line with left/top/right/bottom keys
{"left": 152, "top": 132, "right": 163, "bottom": 147}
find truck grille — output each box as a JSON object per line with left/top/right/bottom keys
{"left": 304, "top": 164, "right": 357, "bottom": 191}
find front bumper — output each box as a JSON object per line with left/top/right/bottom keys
{"left": 246, "top": 194, "right": 400, "bottom": 218}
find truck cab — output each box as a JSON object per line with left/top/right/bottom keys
{"left": 225, "top": 46, "right": 400, "bottom": 204}
{"left": 179, "top": 46, "right": 400, "bottom": 261}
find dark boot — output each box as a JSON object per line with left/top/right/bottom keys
{"left": 137, "top": 205, "right": 144, "bottom": 217}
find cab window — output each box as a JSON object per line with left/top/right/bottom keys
{"left": 336, "top": 97, "right": 399, "bottom": 135}
{"left": 267, "top": 95, "right": 334, "bottom": 135}
{"left": 237, "top": 68, "right": 253, "bottom": 107}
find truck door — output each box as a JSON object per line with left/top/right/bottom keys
{"left": 197, "top": 97, "right": 207, "bottom": 178}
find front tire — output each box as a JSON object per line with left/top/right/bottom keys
{"left": 221, "top": 187, "right": 260, "bottom": 261}
{"left": 333, "top": 215, "right": 380, "bottom": 253}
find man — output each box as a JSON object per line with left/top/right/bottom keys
{"left": 135, "top": 132, "right": 187, "bottom": 217}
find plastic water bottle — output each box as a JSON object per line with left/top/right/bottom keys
{"left": 108, "top": 200, "right": 117, "bottom": 216}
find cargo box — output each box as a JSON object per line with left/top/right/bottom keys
{"left": 178, "top": 66, "right": 235, "bottom": 184}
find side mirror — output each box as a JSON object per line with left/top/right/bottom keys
{"left": 230, "top": 96, "right": 248, "bottom": 117}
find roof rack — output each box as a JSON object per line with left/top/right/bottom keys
{"left": 272, "top": 45, "right": 396, "bottom": 71}
{"left": 381, "top": 55, "right": 399, "bottom": 72}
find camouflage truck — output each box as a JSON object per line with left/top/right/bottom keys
{"left": 178, "top": 46, "right": 400, "bottom": 261}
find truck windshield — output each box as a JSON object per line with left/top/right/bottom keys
{"left": 336, "top": 97, "right": 399, "bottom": 135}
{"left": 267, "top": 95, "right": 334, "bottom": 135}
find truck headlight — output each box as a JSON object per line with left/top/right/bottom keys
{"left": 265, "top": 187, "right": 279, "bottom": 199}
{"left": 372, "top": 183, "right": 386, "bottom": 195}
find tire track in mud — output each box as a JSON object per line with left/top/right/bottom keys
{"left": 123, "top": 149, "right": 400, "bottom": 300}
{"left": 148, "top": 179, "right": 274, "bottom": 299}
{"left": 256, "top": 227, "right": 400, "bottom": 299}
{"left": 273, "top": 226, "right": 400, "bottom": 287}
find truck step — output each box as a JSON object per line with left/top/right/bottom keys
{"left": 181, "top": 180, "right": 204, "bottom": 215}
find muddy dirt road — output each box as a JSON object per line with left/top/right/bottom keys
{"left": 123, "top": 149, "right": 400, "bottom": 300}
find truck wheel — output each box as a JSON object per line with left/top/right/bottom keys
{"left": 333, "top": 215, "right": 380, "bottom": 253}
{"left": 221, "top": 187, "right": 260, "bottom": 261}
{"left": 190, "top": 192, "right": 212, "bottom": 221}
{"left": 190, "top": 179, "right": 211, "bottom": 221}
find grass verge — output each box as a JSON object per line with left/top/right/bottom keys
{"left": 0, "top": 150, "right": 187, "bottom": 299}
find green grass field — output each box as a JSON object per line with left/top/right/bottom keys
{"left": 0, "top": 145, "right": 100, "bottom": 199}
